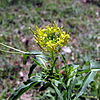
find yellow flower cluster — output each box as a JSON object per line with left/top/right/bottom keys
{"left": 32, "top": 23, "right": 70, "bottom": 51}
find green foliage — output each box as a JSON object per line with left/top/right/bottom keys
{"left": 0, "top": 0, "right": 100, "bottom": 99}
{"left": 8, "top": 51, "right": 100, "bottom": 100}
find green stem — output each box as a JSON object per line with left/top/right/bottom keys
{"left": 51, "top": 50, "right": 55, "bottom": 61}
{"left": 0, "top": 43, "right": 26, "bottom": 54}
{"left": 0, "top": 49, "right": 23, "bottom": 54}
{"left": 0, "top": 43, "right": 42, "bottom": 55}
{"left": 50, "top": 51, "right": 58, "bottom": 73}
{"left": 60, "top": 54, "right": 66, "bottom": 64}
{"left": 51, "top": 50, "right": 54, "bottom": 73}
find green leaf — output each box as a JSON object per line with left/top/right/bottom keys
{"left": 68, "top": 78, "right": 77, "bottom": 100}
{"left": 9, "top": 81, "right": 40, "bottom": 100}
{"left": 52, "top": 79, "right": 61, "bottom": 87}
{"left": 91, "top": 68, "right": 100, "bottom": 71}
{"left": 52, "top": 83, "right": 63, "bottom": 100}
{"left": 90, "top": 60, "right": 100, "bottom": 71}
{"left": 90, "top": 60, "right": 100, "bottom": 69}
{"left": 31, "top": 53, "right": 47, "bottom": 68}
{"left": 28, "top": 63, "right": 37, "bottom": 78}
{"left": 9, "top": 76, "right": 42, "bottom": 100}
{"left": 75, "top": 71, "right": 97, "bottom": 99}
{"left": 25, "top": 51, "right": 43, "bottom": 55}
{"left": 39, "top": 82, "right": 51, "bottom": 91}
{"left": 61, "top": 54, "right": 66, "bottom": 64}
{"left": 36, "top": 56, "right": 47, "bottom": 67}
{"left": 32, "top": 57, "right": 42, "bottom": 66}
{"left": 63, "top": 90, "right": 68, "bottom": 100}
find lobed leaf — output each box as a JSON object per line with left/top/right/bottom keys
{"left": 75, "top": 71, "right": 97, "bottom": 99}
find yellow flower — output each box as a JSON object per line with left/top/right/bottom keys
{"left": 31, "top": 23, "right": 70, "bottom": 51}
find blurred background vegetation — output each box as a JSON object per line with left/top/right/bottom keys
{"left": 0, "top": 0, "right": 100, "bottom": 99}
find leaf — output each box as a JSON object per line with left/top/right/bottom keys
{"left": 23, "top": 51, "right": 45, "bottom": 65}
{"left": 28, "top": 63, "right": 37, "bottom": 78}
{"left": 52, "top": 79, "right": 61, "bottom": 87}
{"left": 23, "top": 54, "right": 29, "bottom": 65}
{"left": 36, "top": 54, "right": 47, "bottom": 59}
{"left": 63, "top": 90, "right": 68, "bottom": 100}
{"left": 91, "top": 69, "right": 100, "bottom": 71}
{"left": 52, "top": 83, "right": 63, "bottom": 100}
{"left": 68, "top": 78, "right": 77, "bottom": 100}
{"left": 9, "top": 76, "right": 42, "bottom": 100}
{"left": 75, "top": 71, "right": 97, "bottom": 99}
{"left": 40, "top": 87, "right": 55, "bottom": 100}
{"left": 61, "top": 54, "right": 66, "bottom": 64}
{"left": 36, "top": 56, "right": 46, "bottom": 67}
{"left": 32, "top": 57, "right": 42, "bottom": 66}
{"left": 9, "top": 81, "right": 40, "bottom": 100}
{"left": 31, "top": 53, "right": 47, "bottom": 68}
{"left": 25, "top": 51, "right": 43, "bottom": 55}
{"left": 35, "top": 54, "right": 47, "bottom": 67}
{"left": 90, "top": 60, "right": 100, "bottom": 71}
{"left": 39, "top": 82, "right": 50, "bottom": 91}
